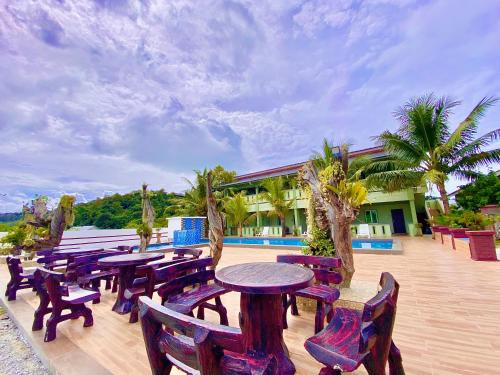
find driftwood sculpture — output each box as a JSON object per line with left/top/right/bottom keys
{"left": 138, "top": 184, "right": 155, "bottom": 253}
{"left": 23, "top": 195, "right": 75, "bottom": 253}
{"left": 206, "top": 171, "right": 224, "bottom": 269}
{"left": 299, "top": 144, "right": 367, "bottom": 287}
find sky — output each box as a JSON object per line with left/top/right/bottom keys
{"left": 0, "top": 0, "right": 499, "bottom": 212}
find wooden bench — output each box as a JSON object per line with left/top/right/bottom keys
{"left": 69, "top": 251, "right": 124, "bottom": 302}
{"left": 128, "top": 257, "right": 227, "bottom": 325}
{"left": 33, "top": 268, "right": 101, "bottom": 342}
{"left": 277, "top": 254, "right": 342, "bottom": 334}
{"left": 5, "top": 256, "right": 36, "bottom": 301}
{"left": 138, "top": 296, "right": 276, "bottom": 375}
{"left": 304, "top": 272, "right": 405, "bottom": 375}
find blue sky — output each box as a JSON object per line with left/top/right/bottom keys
{"left": 0, "top": 0, "right": 499, "bottom": 212}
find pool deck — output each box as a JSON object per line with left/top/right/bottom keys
{"left": 1, "top": 236, "right": 500, "bottom": 374}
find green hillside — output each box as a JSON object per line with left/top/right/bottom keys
{"left": 74, "top": 189, "right": 180, "bottom": 229}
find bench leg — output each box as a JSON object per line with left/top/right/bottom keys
{"left": 111, "top": 275, "right": 118, "bottom": 293}
{"left": 215, "top": 297, "right": 228, "bottom": 325}
{"left": 90, "top": 280, "right": 101, "bottom": 304}
{"left": 282, "top": 294, "right": 289, "bottom": 329}
{"left": 314, "top": 301, "right": 325, "bottom": 334}
{"left": 7, "top": 281, "right": 19, "bottom": 301}
{"left": 196, "top": 305, "right": 205, "bottom": 320}
{"left": 33, "top": 289, "right": 51, "bottom": 331}
{"left": 105, "top": 277, "right": 112, "bottom": 290}
{"left": 389, "top": 340, "right": 405, "bottom": 375}
{"left": 44, "top": 307, "right": 62, "bottom": 342}
{"left": 290, "top": 294, "right": 299, "bottom": 316}
{"left": 129, "top": 299, "right": 139, "bottom": 324}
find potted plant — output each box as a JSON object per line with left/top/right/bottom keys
{"left": 463, "top": 211, "right": 496, "bottom": 261}
{"left": 0, "top": 225, "right": 28, "bottom": 256}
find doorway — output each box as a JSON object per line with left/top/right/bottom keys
{"left": 391, "top": 209, "right": 406, "bottom": 234}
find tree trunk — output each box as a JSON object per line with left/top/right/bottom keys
{"left": 436, "top": 182, "right": 450, "bottom": 214}
{"left": 238, "top": 223, "right": 243, "bottom": 237}
{"left": 334, "top": 216, "right": 355, "bottom": 287}
{"left": 206, "top": 172, "right": 224, "bottom": 269}
{"left": 280, "top": 215, "right": 286, "bottom": 237}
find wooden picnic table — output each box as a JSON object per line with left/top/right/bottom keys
{"left": 98, "top": 253, "right": 164, "bottom": 314}
{"left": 215, "top": 262, "right": 314, "bottom": 374}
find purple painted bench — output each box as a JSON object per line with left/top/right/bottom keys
{"left": 277, "top": 254, "right": 342, "bottom": 334}
{"left": 304, "top": 272, "right": 405, "bottom": 375}
{"left": 157, "top": 257, "right": 229, "bottom": 325}
{"left": 5, "top": 256, "right": 36, "bottom": 301}
{"left": 138, "top": 296, "right": 277, "bottom": 375}
{"left": 35, "top": 268, "right": 100, "bottom": 342}
{"left": 131, "top": 247, "right": 203, "bottom": 289}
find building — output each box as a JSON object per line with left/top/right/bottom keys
{"left": 223, "top": 146, "right": 428, "bottom": 237}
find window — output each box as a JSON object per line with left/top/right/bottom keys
{"left": 365, "top": 210, "right": 378, "bottom": 224}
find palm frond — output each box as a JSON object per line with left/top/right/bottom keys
{"left": 375, "top": 131, "right": 424, "bottom": 163}
{"left": 364, "top": 170, "right": 424, "bottom": 192}
{"left": 441, "top": 96, "right": 498, "bottom": 154}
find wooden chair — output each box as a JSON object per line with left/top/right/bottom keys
{"left": 277, "top": 254, "right": 342, "bottom": 333}
{"left": 304, "top": 272, "right": 405, "bottom": 375}
{"left": 138, "top": 296, "right": 277, "bottom": 375}
{"left": 5, "top": 256, "right": 36, "bottom": 301}
{"left": 36, "top": 268, "right": 100, "bottom": 342}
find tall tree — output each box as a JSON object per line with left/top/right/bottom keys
{"left": 455, "top": 172, "right": 500, "bottom": 211}
{"left": 223, "top": 192, "right": 255, "bottom": 237}
{"left": 260, "top": 177, "right": 294, "bottom": 237}
{"left": 206, "top": 171, "right": 225, "bottom": 269}
{"left": 300, "top": 140, "right": 368, "bottom": 286}
{"left": 138, "top": 184, "right": 155, "bottom": 253}
{"left": 369, "top": 95, "right": 499, "bottom": 214}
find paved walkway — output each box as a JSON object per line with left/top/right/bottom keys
{"left": 1, "top": 236, "right": 499, "bottom": 374}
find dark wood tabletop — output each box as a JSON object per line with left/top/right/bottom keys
{"left": 98, "top": 253, "right": 164, "bottom": 267}
{"left": 215, "top": 262, "right": 314, "bottom": 294}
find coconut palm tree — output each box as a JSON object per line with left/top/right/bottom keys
{"left": 138, "top": 184, "right": 155, "bottom": 253}
{"left": 369, "top": 95, "right": 499, "bottom": 214}
{"left": 260, "top": 177, "right": 294, "bottom": 237}
{"left": 223, "top": 192, "right": 255, "bottom": 236}
{"left": 173, "top": 166, "right": 236, "bottom": 216}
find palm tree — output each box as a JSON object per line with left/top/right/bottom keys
{"left": 259, "top": 177, "right": 294, "bottom": 237}
{"left": 173, "top": 166, "right": 236, "bottom": 216}
{"left": 369, "top": 95, "right": 499, "bottom": 213}
{"left": 223, "top": 192, "right": 255, "bottom": 236}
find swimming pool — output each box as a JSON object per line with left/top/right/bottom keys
{"left": 141, "top": 237, "right": 400, "bottom": 252}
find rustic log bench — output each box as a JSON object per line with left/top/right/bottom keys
{"left": 304, "top": 272, "right": 405, "bottom": 375}
{"left": 138, "top": 296, "right": 276, "bottom": 374}
{"left": 156, "top": 257, "right": 228, "bottom": 325}
{"left": 34, "top": 268, "right": 101, "bottom": 342}
{"left": 5, "top": 256, "right": 36, "bottom": 301}
{"left": 277, "top": 254, "right": 342, "bottom": 334}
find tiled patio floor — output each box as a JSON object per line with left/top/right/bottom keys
{"left": 1, "top": 236, "right": 500, "bottom": 374}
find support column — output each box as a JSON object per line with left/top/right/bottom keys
{"left": 293, "top": 187, "right": 299, "bottom": 235}
{"left": 256, "top": 186, "right": 261, "bottom": 228}
{"left": 409, "top": 199, "right": 418, "bottom": 236}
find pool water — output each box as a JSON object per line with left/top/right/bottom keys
{"left": 142, "top": 238, "right": 396, "bottom": 251}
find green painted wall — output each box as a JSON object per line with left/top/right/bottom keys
{"left": 356, "top": 201, "right": 416, "bottom": 234}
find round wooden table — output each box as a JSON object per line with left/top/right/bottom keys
{"left": 216, "top": 262, "right": 314, "bottom": 374}
{"left": 98, "top": 253, "right": 164, "bottom": 314}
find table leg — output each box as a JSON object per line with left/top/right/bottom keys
{"left": 240, "top": 293, "right": 295, "bottom": 374}
{"left": 112, "top": 265, "right": 136, "bottom": 314}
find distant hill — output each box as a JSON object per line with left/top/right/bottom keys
{"left": 0, "top": 212, "right": 22, "bottom": 222}
{"left": 74, "top": 190, "right": 181, "bottom": 229}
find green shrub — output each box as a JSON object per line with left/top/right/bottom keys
{"left": 303, "top": 228, "right": 335, "bottom": 257}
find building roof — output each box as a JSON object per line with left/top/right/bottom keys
{"left": 229, "top": 145, "right": 385, "bottom": 185}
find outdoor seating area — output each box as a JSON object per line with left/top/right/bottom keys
{"left": 1, "top": 237, "right": 500, "bottom": 374}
